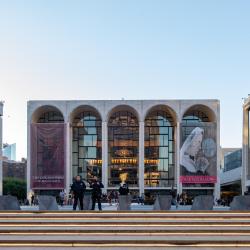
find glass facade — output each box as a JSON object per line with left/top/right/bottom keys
{"left": 224, "top": 149, "right": 242, "bottom": 172}
{"left": 108, "top": 111, "right": 139, "bottom": 187}
{"left": 144, "top": 110, "right": 175, "bottom": 187}
{"left": 72, "top": 111, "right": 102, "bottom": 182}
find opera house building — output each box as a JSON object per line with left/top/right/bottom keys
{"left": 27, "top": 100, "right": 220, "bottom": 199}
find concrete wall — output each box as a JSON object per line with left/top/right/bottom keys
{"left": 27, "top": 99, "right": 220, "bottom": 198}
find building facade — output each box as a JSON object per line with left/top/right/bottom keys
{"left": 242, "top": 96, "right": 250, "bottom": 193}
{"left": 220, "top": 149, "right": 242, "bottom": 199}
{"left": 2, "top": 158, "right": 27, "bottom": 181}
{"left": 27, "top": 100, "right": 220, "bottom": 199}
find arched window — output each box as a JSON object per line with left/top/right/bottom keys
{"left": 182, "top": 109, "right": 210, "bottom": 139}
{"left": 108, "top": 110, "right": 139, "bottom": 187}
{"left": 144, "top": 109, "right": 175, "bottom": 187}
{"left": 30, "top": 106, "right": 65, "bottom": 191}
{"left": 37, "top": 111, "right": 64, "bottom": 123}
{"left": 72, "top": 111, "right": 102, "bottom": 182}
{"left": 181, "top": 106, "right": 217, "bottom": 187}
{"left": 33, "top": 106, "right": 64, "bottom": 123}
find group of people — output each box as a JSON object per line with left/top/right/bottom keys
{"left": 71, "top": 176, "right": 130, "bottom": 211}
{"left": 71, "top": 175, "right": 104, "bottom": 211}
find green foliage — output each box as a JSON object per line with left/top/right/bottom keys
{"left": 3, "top": 178, "right": 27, "bottom": 200}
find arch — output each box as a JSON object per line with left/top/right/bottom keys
{"left": 182, "top": 104, "right": 216, "bottom": 123}
{"left": 144, "top": 104, "right": 177, "bottom": 125}
{"left": 70, "top": 105, "right": 102, "bottom": 124}
{"left": 107, "top": 104, "right": 140, "bottom": 123}
{"left": 71, "top": 105, "right": 102, "bottom": 182}
{"left": 31, "top": 105, "right": 64, "bottom": 123}
{"left": 144, "top": 105, "right": 176, "bottom": 188}
{"left": 107, "top": 105, "right": 139, "bottom": 188}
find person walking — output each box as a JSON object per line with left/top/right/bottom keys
{"left": 90, "top": 176, "right": 104, "bottom": 211}
{"left": 71, "top": 175, "right": 86, "bottom": 210}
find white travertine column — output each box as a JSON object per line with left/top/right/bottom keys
{"left": 139, "top": 121, "right": 145, "bottom": 196}
{"left": 27, "top": 120, "right": 31, "bottom": 197}
{"left": 102, "top": 121, "right": 108, "bottom": 194}
{"left": 65, "top": 122, "right": 71, "bottom": 195}
{"left": 0, "top": 109, "right": 3, "bottom": 196}
{"left": 176, "top": 122, "right": 181, "bottom": 195}
{"left": 214, "top": 105, "right": 221, "bottom": 200}
{"left": 242, "top": 106, "right": 249, "bottom": 194}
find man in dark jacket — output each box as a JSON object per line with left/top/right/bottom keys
{"left": 90, "top": 176, "right": 104, "bottom": 211}
{"left": 71, "top": 175, "right": 86, "bottom": 210}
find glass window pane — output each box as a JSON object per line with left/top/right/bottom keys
{"left": 72, "top": 153, "right": 78, "bottom": 165}
{"left": 87, "top": 147, "right": 97, "bottom": 158}
{"left": 83, "top": 135, "right": 93, "bottom": 146}
{"left": 159, "top": 147, "right": 168, "bottom": 158}
{"left": 79, "top": 147, "right": 87, "bottom": 158}
{"left": 72, "top": 141, "right": 78, "bottom": 153}
{"left": 87, "top": 127, "right": 96, "bottom": 134}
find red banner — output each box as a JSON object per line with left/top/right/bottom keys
{"left": 31, "top": 123, "right": 66, "bottom": 189}
{"left": 180, "top": 176, "right": 217, "bottom": 184}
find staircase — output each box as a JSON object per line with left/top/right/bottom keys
{"left": 0, "top": 211, "right": 250, "bottom": 249}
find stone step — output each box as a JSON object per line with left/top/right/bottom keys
{"left": 0, "top": 211, "right": 250, "bottom": 249}
{"left": 0, "top": 211, "right": 250, "bottom": 218}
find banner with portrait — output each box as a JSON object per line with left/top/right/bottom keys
{"left": 31, "top": 123, "right": 66, "bottom": 189}
{"left": 180, "top": 122, "right": 217, "bottom": 184}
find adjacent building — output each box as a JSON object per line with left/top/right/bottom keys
{"left": 2, "top": 158, "right": 27, "bottom": 181}
{"left": 220, "top": 149, "right": 242, "bottom": 198}
{"left": 27, "top": 100, "right": 220, "bottom": 199}
{"left": 3, "top": 143, "right": 16, "bottom": 161}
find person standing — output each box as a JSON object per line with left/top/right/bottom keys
{"left": 31, "top": 194, "right": 34, "bottom": 206}
{"left": 90, "top": 176, "right": 104, "bottom": 211}
{"left": 71, "top": 175, "right": 86, "bottom": 210}
{"left": 59, "top": 190, "right": 65, "bottom": 206}
{"left": 119, "top": 182, "right": 129, "bottom": 196}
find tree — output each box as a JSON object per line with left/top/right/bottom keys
{"left": 3, "top": 178, "right": 27, "bottom": 201}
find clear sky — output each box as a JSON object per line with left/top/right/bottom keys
{"left": 0, "top": 0, "right": 249, "bottom": 160}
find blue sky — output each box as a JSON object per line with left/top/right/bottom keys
{"left": 0, "top": 0, "right": 249, "bottom": 159}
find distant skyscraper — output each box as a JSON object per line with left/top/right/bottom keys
{"left": 3, "top": 143, "right": 16, "bottom": 161}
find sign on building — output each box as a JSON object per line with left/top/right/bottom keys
{"left": 31, "top": 123, "right": 66, "bottom": 189}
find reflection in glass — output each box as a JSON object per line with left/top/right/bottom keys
{"left": 72, "top": 111, "right": 102, "bottom": 182}
{"left": 108, "top": 111, "right": 139, "bottom": 187}
{"left": 144, "top": 110, "right": 175, "bottom": 187}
